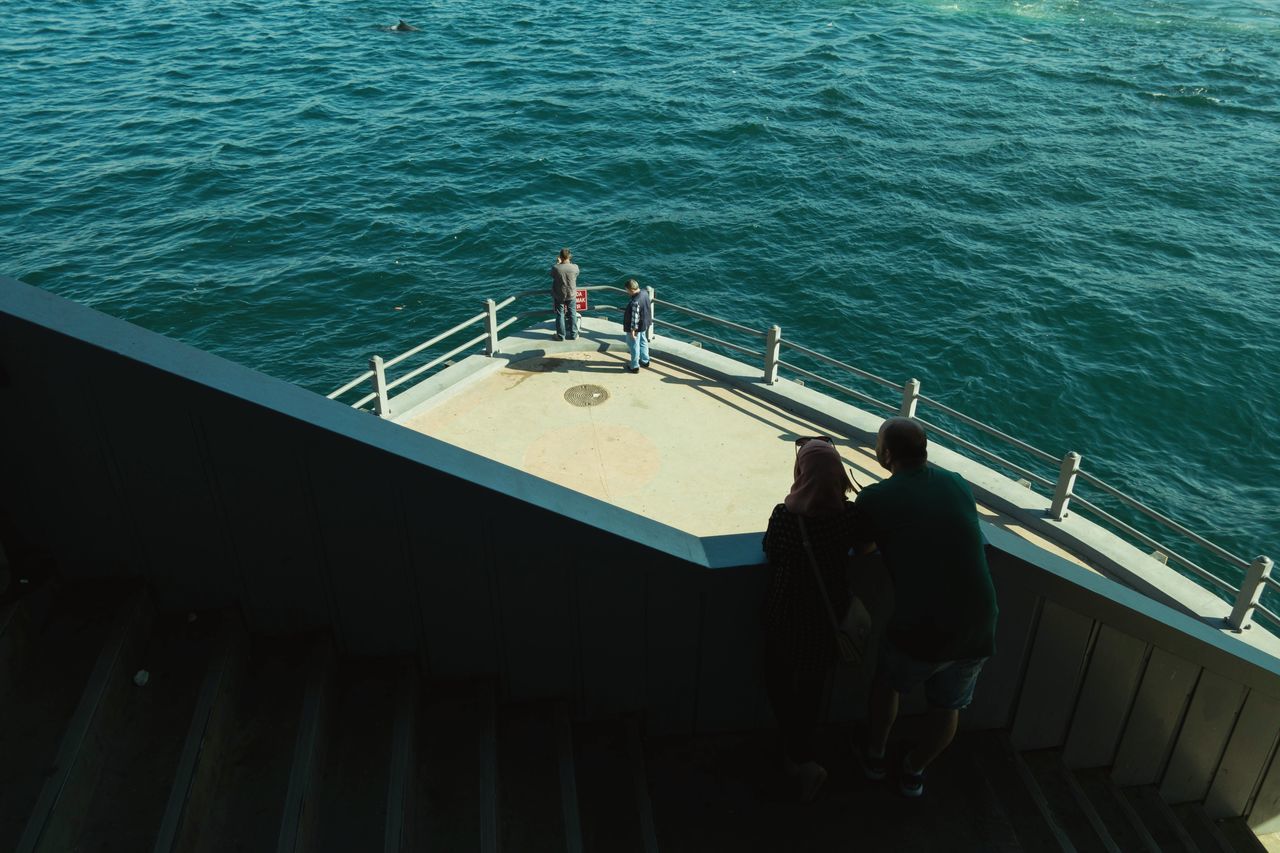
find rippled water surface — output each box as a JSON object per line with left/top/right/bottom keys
{"left": 2, "top": 0, "right": 1277, "bottom": 587}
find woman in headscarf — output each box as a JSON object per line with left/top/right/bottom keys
{"left": 761, "top": 437, "right": 860, "bottom": 801}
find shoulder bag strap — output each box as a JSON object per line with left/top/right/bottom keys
{"left": 797, "top": 515, "right": 843, "bottom": 634}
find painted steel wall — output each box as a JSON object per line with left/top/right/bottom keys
{"left": 3, "top": 277, "right": 1280, "bottom": 828}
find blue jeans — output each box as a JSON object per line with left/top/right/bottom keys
{"left": 878, "top": 639, "right": 987, "bottom": 710}
{"left": 554, "top": 299, "right": 579, "bottom": 339}
{"left": 626, "top": 329, "right": 649, "bottom": 368}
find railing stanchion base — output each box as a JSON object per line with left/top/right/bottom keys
{"left": 1227, "top": 556, "right": 1274, "bottom": 632}
{"left": 370, "top": 355, "right": 391, "bottom": 419}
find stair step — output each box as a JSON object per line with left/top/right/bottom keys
{"left": 185, "top": 633, "right": 317, "bottom": 853}
{"left": 1122, "top": 785, "right": 1200, "bottom": 853}
{"left": 1074, "top": 767, "right": 1162, "bottom": 853}
{"left": 640, "top": 724, "right": 1023, "bottom": 851}
{"left": 1172, "top": 802, "right": 1235, "bottom": 853}
{"left": 625, "top": 719, "right": 661, "bottom": 853}
{"left": 0, "top": 581, "right": 53, "bottom": 701}
{"left": 71, "top": 610, "right": 221, "bottom": 852}
{"left": 383, "top": 661, "right": 418, "bottom": 853}
{"left": 965, "top": 731, "right": 1074, "bottom": 851}
{"left": 573, "top": 719, "right": 645, "bottom": 853}
{"left": 498, "top": 701, "right": 570, "bottom": 853}
{"left": 414, "top": 682, "right": 487, "bottom": 851}
{"left": 313, "top": 658, "right": 402, "bottom": 853}
{"left": 1216, "top": 818, "right": 1269, "bottom": 853}
{"left": 156, "top": 614, "right": 249, "bottom": 853}
{"left": 1021, "top": 750, "right": 1120, "bottom": 852}
{"left": 278, "top": 638, "right": 336, "bottom": 853}
{"left": 0, "top": 580, "right": 134, "bottom": 850}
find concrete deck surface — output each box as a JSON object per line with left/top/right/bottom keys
{"left": 397, "top": 334, "right": 1099, "bottom": 575}
{"left": 401, "top": 348, "right": 866, "bottom": 538}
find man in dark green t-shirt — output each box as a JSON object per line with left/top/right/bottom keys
{"left": 853, "top": 417, "right": 998, "bottom": 797}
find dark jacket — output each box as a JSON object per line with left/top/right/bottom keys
{"left": 623, "top": 288, "right": 652, "bottom": 333}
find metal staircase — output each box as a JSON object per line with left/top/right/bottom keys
{"left": 0, "top": 579, "right": 1272, "bottom": 852}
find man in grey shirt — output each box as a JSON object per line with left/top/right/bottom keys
{"left": 550, "top": 248, "right": 580, "bottom": 341}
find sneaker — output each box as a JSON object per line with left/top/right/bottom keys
{"left": 899, "top": 755, "right": 924, "bottom": 798}
{"left": 627, "top": 367, "right": 640, "bottom": 374}
{"left": 640, "top": 360, "right": 651, "bottom": 368}
{"left": 796, "top": 761, "right": 828, "bottom": 803}
{"left": 552, "top": 334, "right": 564, "bottom": 341}
{"left": 858, "top": 745, "right": 887, "bottom": 782}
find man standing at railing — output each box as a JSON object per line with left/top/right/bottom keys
{"left": 622, "top": 278, "right": 652, "bottom": 373}
{"left": 550, "top": 248, "right": 580, "bottom": 341}
{"left": 853, "top": 417, "right": 998, "bottom": 799}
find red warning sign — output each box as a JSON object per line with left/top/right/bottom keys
{"left": 575, "top": 289, "right": 588, "bottom": 311}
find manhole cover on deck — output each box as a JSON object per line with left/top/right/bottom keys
{"left": 564, "top": 384, "right": 610, "bottom": 407}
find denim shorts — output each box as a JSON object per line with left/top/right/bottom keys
{"left": 878, "top": 639, "right": 988, "bottom": 711}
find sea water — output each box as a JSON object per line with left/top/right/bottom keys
{"left": 1, "top": 0, "right": 1276, "bottom": 594}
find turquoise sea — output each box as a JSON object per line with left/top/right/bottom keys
{"left": 1, "top": 1, "right": 1277, "bottom": 594}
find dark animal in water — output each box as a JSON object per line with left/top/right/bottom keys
{"left": 391, "top": 19, "right": 418, "bottom": 31}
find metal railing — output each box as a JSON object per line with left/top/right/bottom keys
{"left": 328, "top": 286, "right": 1274, "bottom": 634}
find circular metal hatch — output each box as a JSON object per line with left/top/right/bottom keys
{"left": 564, "top": 384, "right": 610, "bottom": 407}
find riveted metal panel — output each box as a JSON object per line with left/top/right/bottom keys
{"left": 1062, "top": 625, "right": 1149, "bottom": 769}
{"left": 199, "top": 404, "right": 332, "bottom": 634}
{"left": 694, "top": 566, "right": 772, "bottom": 732}
{"left": 1010, "top": 600, "right": 1095, "bottom": 750}
{"left": 1161, "top": 669, "right": 1247, "bottom": 804}
{"left": 965, "top": 550, "right": 1044, "bottom": 731}
{"left": 403, "top": 472, "right": 500, "bottom": 678}
{"left": 643, "top": 561, "right": 703, "bottom": 735}
{"left": 574, "top": 548, "right": 647, "bottom": 720}
{"left": 490, "top": 509, "right": 578, "bottom": 702}
{"left": 1206, "top": 690, "right": 1280, "bottom": 819}
{"left": 1249, "top": 743, "right": 1280, "bottom": 834}
{"left": 306, "top": 439, "right": 419, "bottom": 656}
{"left": 1111, "top": 648, "right": 1200, "bottom": 786}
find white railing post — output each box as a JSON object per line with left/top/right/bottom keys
{"left": 763, "top": 325, "right": 781, "bottom": 384}
{"left": 900, "top": 378, "right": 920, "bottom": 418}
{"left": 1227, "top": 555, "right": 1273, "bottom": 631}
{"left": 646, "top": 286, "right": 656, "bottom": 342}
{"left": 484, "top": 298, "right": 499, "bottom": 356}
{"left": 1048, "top": 451, "right": 1081, "bottom": 520}
{"left": 370, "top": 355, "right": 391, "bottom": 419}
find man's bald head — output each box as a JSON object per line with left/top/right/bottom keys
{"left": 877, "top": 417, "right": 927, "bottom": 471}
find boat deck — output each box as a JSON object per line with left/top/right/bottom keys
{"left": 398, "top": 321, "right": 1099, "bottom": 574}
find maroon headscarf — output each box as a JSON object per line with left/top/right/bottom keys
{"left": 784, "top": 441, "right": 851, "bottom": 518}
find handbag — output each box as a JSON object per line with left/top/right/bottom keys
{"left": 798, "top": 515, "right": 872, "bottom": 668}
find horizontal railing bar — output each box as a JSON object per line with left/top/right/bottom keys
{"left": 1076, "top": 470, "right": 1251, "bottom": 570}
{"left": 1265, "top": 575, "right": 1280, "bottom": 594}
{"left": 1069, "top": 495, "right": 1239, "bottom": 594}
{"left": 352, "top": 391, "right": 377, "bottom": 409}
{"left": 654, "top": 319, "right": 761, "bottom": 359}
{"left": 913, "top": 418, "right": 1056, "bottom": 490}
{"left": 916, "top": 395, "right": 1059, "bottom": 465}
{"left": 493, "top": 295, "right": 517, "bottom": 311}
{"left": 776, "top": 361, "right": 897, "bottom": 414}
{"left": 1254, "top": 604, "right": 1280, "bottom": 632}
{"left": 327, "top": 370, "right": 375, "bottom": 400}
{"left": 383, "top": 311, "right": 488, "bottom": 370}
{"left": 657, "top": 302, "right": 767, "bottom": 339}
{"left": 779, "top": 339, "right": 901, "bottom": 392}
{"left": 386, "top": 331, "right": 489, "bottom": 391}
{"left": 508, "top": 284, "right": 626, "bottom": 302}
